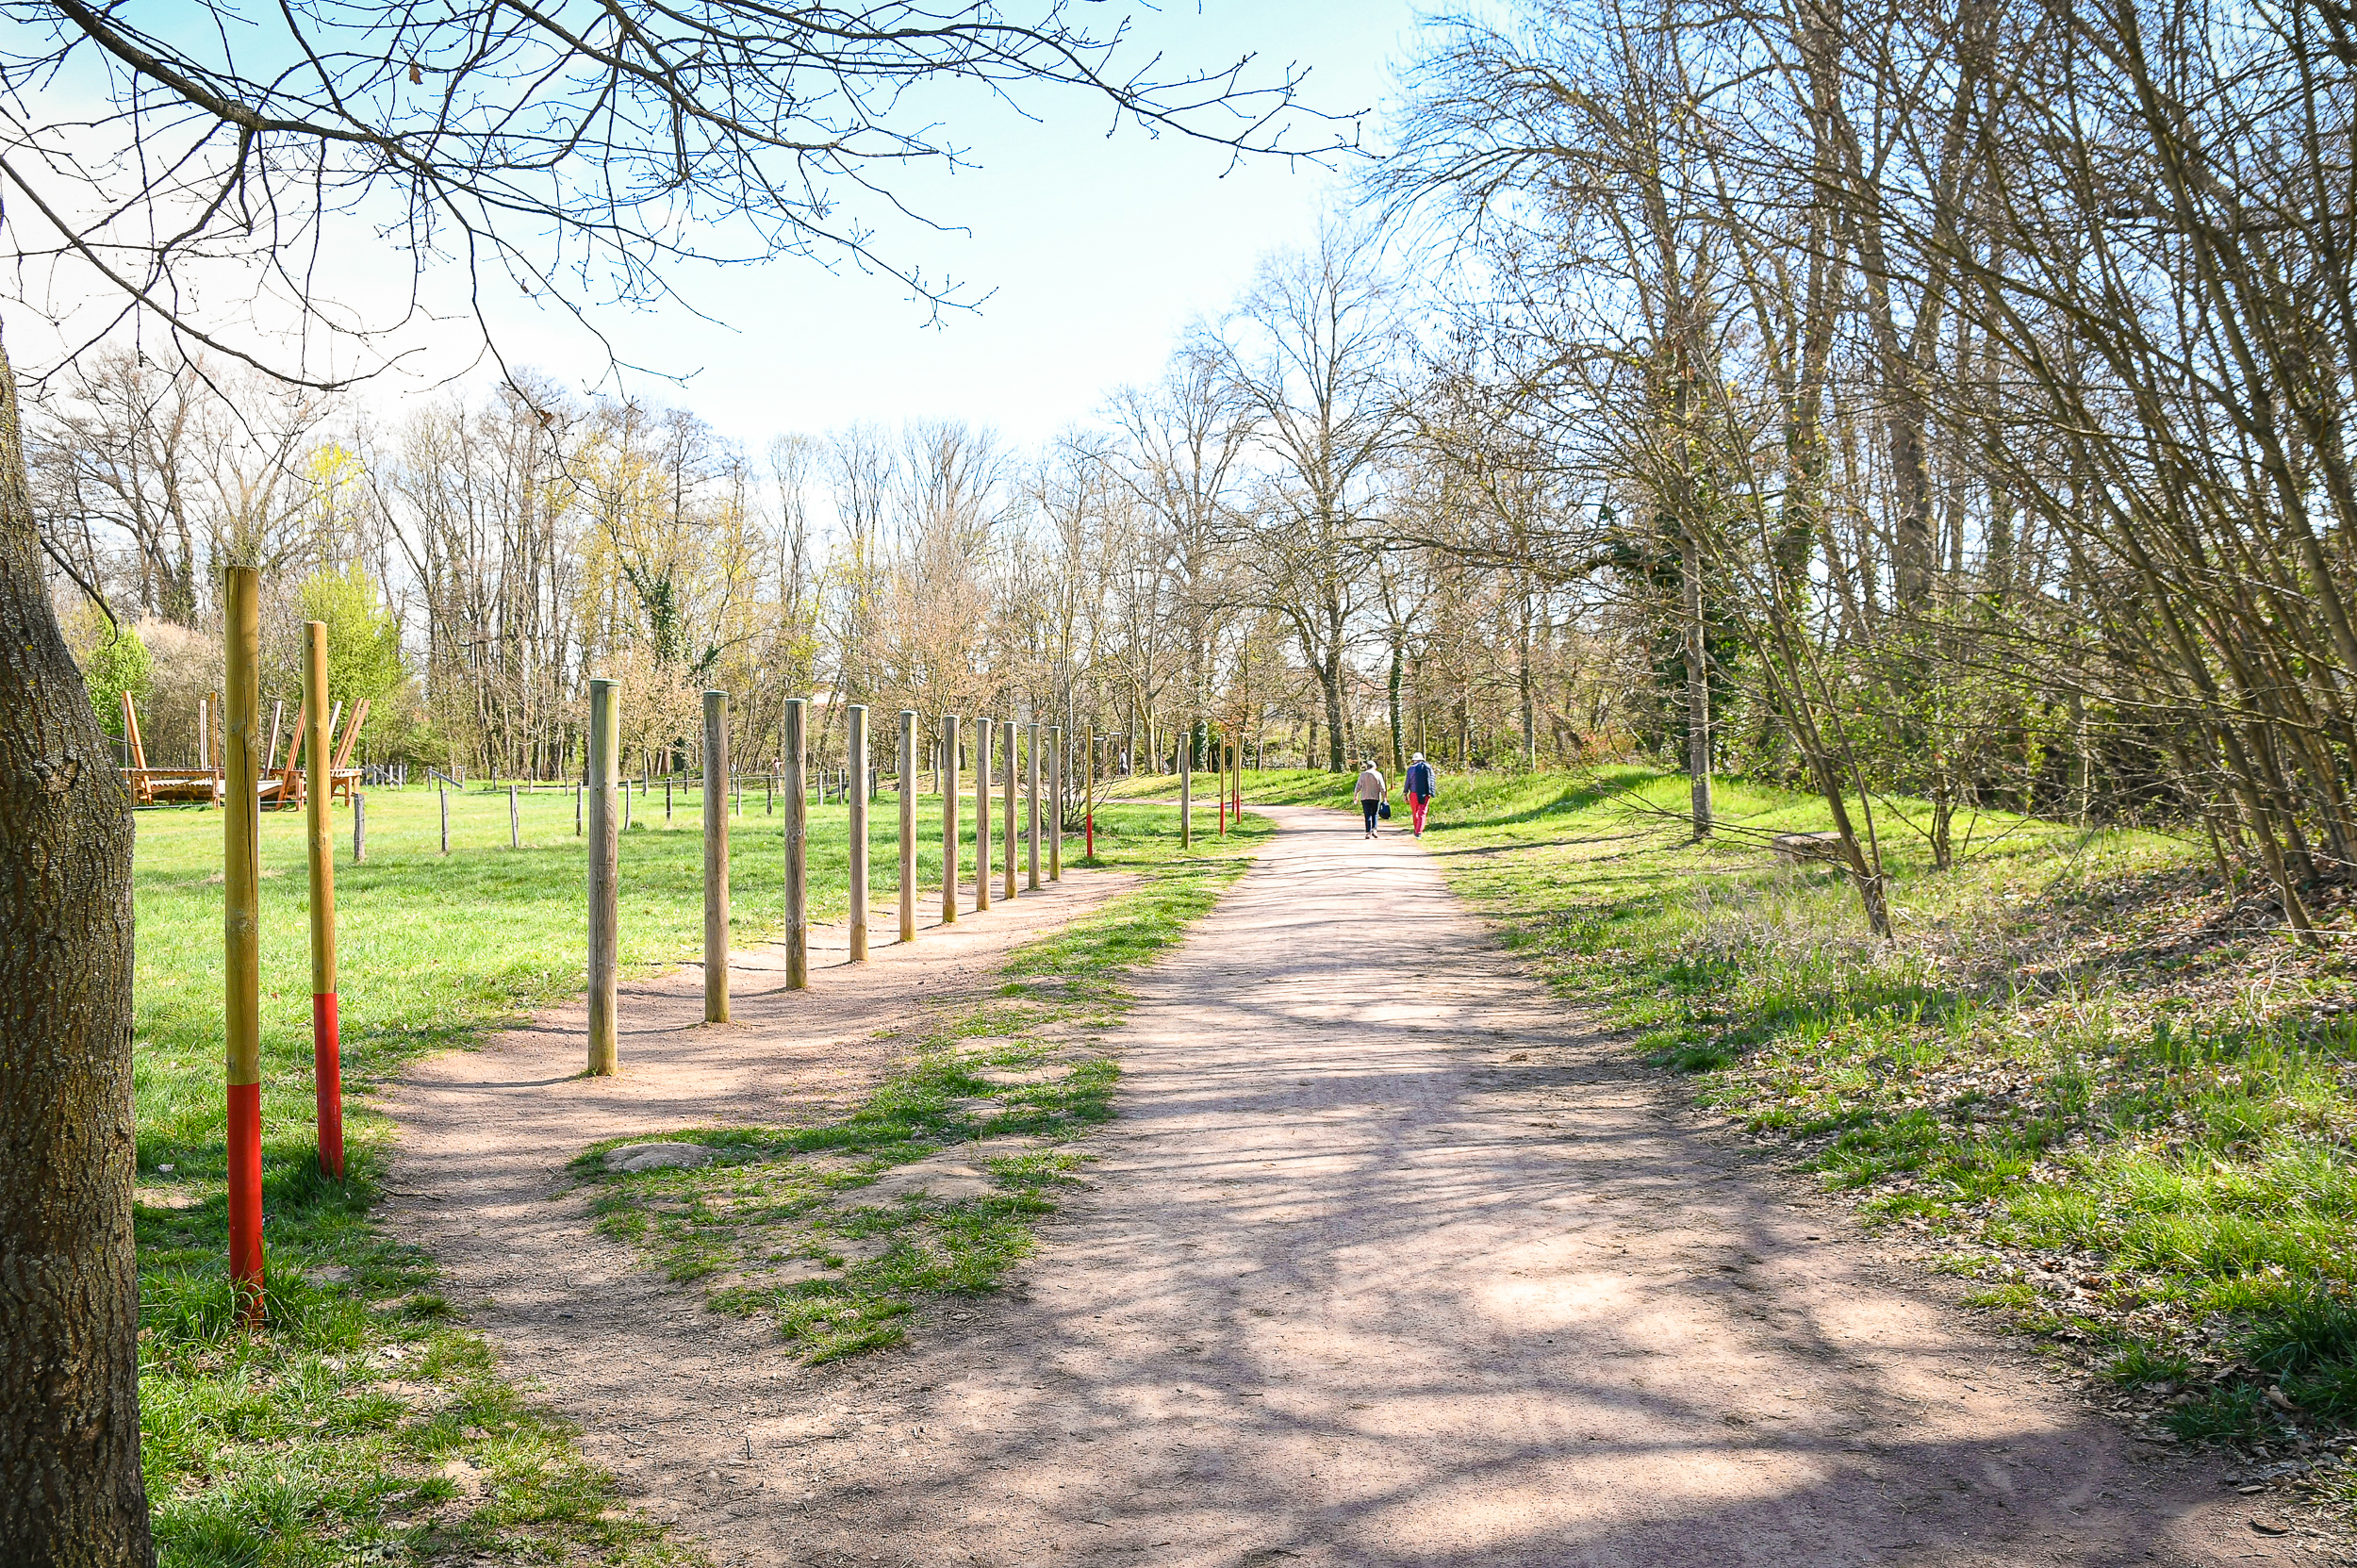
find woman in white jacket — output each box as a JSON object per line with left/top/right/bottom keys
{"left": 1353, "top": 760, "right": 1388, "bottom": 838}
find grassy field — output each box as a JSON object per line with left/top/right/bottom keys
{"left": 129, "top": 782, "right": 1146, "bottom": 1566}
{"left": 1221, "top": 762, "right": 2354, "bottom": 1512}
{"left": 580, "top": 802, "right": 1272, "bottom": 1362}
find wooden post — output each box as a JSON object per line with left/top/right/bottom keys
{"left": 575, "top": 783, "right": 582, "bottom": 837}
{"left": 439, "top": 784, "right": 450, "bottom": 854}
{"left": 848, "top": 703, "right": 870, "bottom": 961}
{"left": 1179, "top": 725, "right": 1193, "bottom": 849}
{"left": 898, "top": 710, "right": 917, "bottom": 942}
{"left": 223, "top": 567, "right": 264, "bottom": 1319}
{"left": 975, "top": 717, "right": 993, "bottom": 912}
{"left": 783, "top": 698, "right": 808, "bottom": 988}
{"left": 1026, "top": 720, "right": 1041, "bottom": 890}
{"left": 939, "top": 717, "right": 962, "bottom": 922}
{"left": 509, "top": 784, "right": 520, "bottom": 848}
{"left": 1002, "top": 718, "right": 1018, "bottom": 901}
{"left": 1085, "top": 731, "right": 1096, "bottom": 861}
{"left": 301, "top": 621, "right": 343, "bottom": 1182}
{"left": 703, "top": 690, "right": 730, "bottom": 1022}
{"left": 1217, "top": 729, "right": 1227, "bottom": 837}
{"left": 666, "top": 775, "right": 673, "bottom": 824}
{"left": 586, "top": 678, "right": 619, "bottom": 1075}
{"left": 1048, "top": 725, "right": 1063, "bottom": 881}
{"left": 353, "top": 794, "right": 366, "bottom": 861}
{"left": 197, "top": 692, "right": 209, "bottom": 798}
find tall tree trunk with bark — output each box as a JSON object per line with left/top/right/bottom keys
{"left": 1321, "top": 641, "right": 1347, "bottom": 773}
{"left": 1387, "top": 637, "right": 1406, "bottom": 775}
{"left": 1681, "top": 531, "right": 1713, "bottom": 837}
{"left": 0, "top": 336, "right": 155, "bottom": 1563}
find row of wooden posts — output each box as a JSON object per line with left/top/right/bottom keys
{"left": 211, "top": 556, "right": 1254, "bottom": 1317}
{"left": 583, "top": 696, "right": 1110, "bottom": 1073}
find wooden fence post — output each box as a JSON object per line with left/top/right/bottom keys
{"left": 586, "top": 678, "right": 619, "bottom": 1075}
{"left": 898, "top": 709, "right": 917, "bottom": 943}
{"left": 703, "top": 689, "right": 730, "bottom": 1022}
{"left": 976, "top": 716, "right": 993, "bottom": 912}
{"left": 1002, "top": 718, "right": 1018, "bottom": 901}
{"left": 941, "top": 715, "right": 961, "bottom": 924}
{"left": 1179, "top": 725, "right": 1193, "bottom": 849}
{"left": 1085, "top": 731, "right": 1096, "bottom": 861}
{"left": 575, "top": 783, "right": 582, "bottom": 837}
{"left": 353, "top": 794, "right": 366, "bottom": 862}
{"left": 440, "top": 784, "right": 450, "bottom": 854}
{"left": 509, "top": 783, "right": 520, "bottom": 848}
{"left": 1047, "top": 725, "right": 1063, "bottom": 881}
{"left": 783, "top": 697, "right": 808, "bottom": 988}
{"left": 848, "top": 703, "right": 869, "bottom": 961}
{"left": 1026, "top": 720, "right": 1041, "bottom": 890}
{"left": 224, "top": 567, "right": 265, "bottom": 1319}
{"left": 302, "top": 620, "right": 343, "bottom": 1181}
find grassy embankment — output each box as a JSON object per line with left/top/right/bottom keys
{"left": 1152, "top": 763, "right": 2354, "bottom": 1510}
{"left": 130, "top": 781, "right": 1057, "bottom": 1566}
{"left": 576, "top": 802, "right": 1271, "bottom": 1362}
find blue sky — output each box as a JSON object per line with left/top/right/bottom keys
{"left": 460, "top": 2, "right": 1423, "bottom": 449}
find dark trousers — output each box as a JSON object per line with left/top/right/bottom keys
{"left": 1361, "top": 801, "right": 1379, "bottom": 832}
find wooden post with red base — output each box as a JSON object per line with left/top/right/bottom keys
{"left": 303, "top": 621, "right": 343, "bottom": 1180}
{"left": 224, "top": 567, "right": 266, "bottom": 1321}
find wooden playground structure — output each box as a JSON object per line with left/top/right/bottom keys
{"left": 120, "top": 690, "right": 370, "bottom": 808}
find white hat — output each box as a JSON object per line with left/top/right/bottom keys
{"left": 1411, "top": 751, "right": 1425, "bottom": 762}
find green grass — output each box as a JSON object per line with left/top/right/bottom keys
{"left": 579, "top": 801, "right": 1269, "bottom": 1362}
{"left": 129, "top": 782, "right": 1020, "bottom": 1565}
{"left": 1397, "top": 765, "right": 2357, "bottom": 1501}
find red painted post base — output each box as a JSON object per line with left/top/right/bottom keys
{"left": 315, "top": 992, "right": 343, "bottom": 1179}
{"left": 1084, "top": 814, "right": 1094, "bottom": 861}
{"left": 227, "top": 1080, "right": 265, "bottom": 1324}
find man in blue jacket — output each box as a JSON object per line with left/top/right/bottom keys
{"left": 1404, "top": 751, "right": 1435, "bottom": 836}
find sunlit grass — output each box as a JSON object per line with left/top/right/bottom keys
{"left": 131, "top": 782, "right": 1023, "bottom": 1564}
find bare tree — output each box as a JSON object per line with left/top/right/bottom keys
{"left": 1208, "top": 223, "right": 1409, "bottom": 771}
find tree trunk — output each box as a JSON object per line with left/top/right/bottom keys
{"left": 1681, "top": 533, "right": 1714, "bottom": 836}
{"left": 1322, "top": 655, "right": 1347, "bottom": 772}
{"left": 0, "top": 336, "right": 156, "bottom": 1563}
{"left": 1518, "top": 595, "right": 1537, "bottom": 770}
{"left": 1387, "top": 638, "right": 1406, "bottom": 775}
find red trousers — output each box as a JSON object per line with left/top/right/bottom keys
{"left": 1409, "top": 793, "right": 1429, "bottom": 833}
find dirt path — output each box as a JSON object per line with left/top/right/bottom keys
{"left": 389, "top": 810, "right": 2293, "bottom": 1566}
{"left": 688, "top": 805, "right": 2282, "bottom": 1568}
{"left": 379, "top": 871, "right": 1131, "bottom": 1524}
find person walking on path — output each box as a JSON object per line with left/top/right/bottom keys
{"left": 1404, "top": 751, "right": 1436, "bottom": 836}
{"left": 1354, "top": 759, "right": 1388, "bottom": 838}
